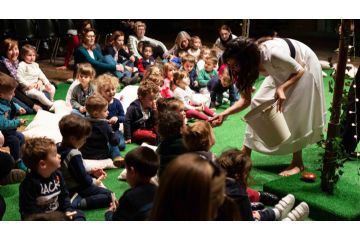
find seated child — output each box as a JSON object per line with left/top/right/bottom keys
{"left": 196, "top": 46, "right": 211, "bottom": 71}
{"left": 70, "top": 63, "right": 96, "bottom": 116}
{"left": 124, "top": 80, "right": 159, "bottom": 145}
{"left": 96, "top": 74, "right": 126, "bottom": 166}
{"left": 80, "top": 95, "right": 123, "bottom": 164}
{"left": 160, "top": 62, "right": 176, "bottom": 98}
{"left": 173, "top": 70, "right": 214, "bottom": 121}
{"left": 197, "top": 56, "right": 218, "bottom": 92}
{"left": 0, "top": 130, "right": 26, "bottom": 185}
{"left": 188, "top": 36, "right": 202, "bottom": 60}
{"left": 180, "top": 54, "right": 199, "bottom": 92}
{"left": 137, "top": 42, "right": 155, "bottom": 76}
{"left": 19, "top": 137, "right": 85, "bottom": 220}
{"left": 58, "top": 114, "right": 113, "bottom": 210}
{"left": 208, "top": 64, "right": 237, "bottom": 108}
{"left": 16, "top": 44, "right": 56, "bottom": 108}
{"left": 0, "top": 75, "right": 27, "bottom": 171}
{"left": 156, "top": 104, "right": 188, "bottom": 176}
{"left": 216, "top": 148, "right": 310, "bottom": 221}
{"left": 105, "top": 146, "right": 159, "bottom": 221}
{"left": 182, "top": 120, "right": 216, "bottom": 162}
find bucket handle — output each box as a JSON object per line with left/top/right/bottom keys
{"left": 242, "top": 99, "right": 278, "bottom": 123}
{"left": 261, "top": 100, "right": 278, "bottom": 113}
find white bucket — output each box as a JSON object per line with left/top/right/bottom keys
{"left": 243, "top": 99, "right": 291, "bottom": 148}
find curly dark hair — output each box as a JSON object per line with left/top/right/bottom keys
{"left": 222, "top": 37, "right": 260, "bottom": 92}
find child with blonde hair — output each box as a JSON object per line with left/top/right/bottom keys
{"left": 173, "top": 70, "right": 215, "bottom": 121}
{"left": 96, "top": 74, "right": 126, "bottom": 166}
{"left": 124, "top": 80, "right": 159, "bottom": 145}
{"left": 70, "top": 63, "right": 96, "bottom": 116}
{"left": 160, "top": 62, "right": 176, "bottom": 98}
{"left": 182, "top": 120, "right": 216, "bottom": 162}
{"left": 188, "top": 36, "right": 202, "bottom": 60}
{"left": 17, "top": 44, "right": 56, "bottom": 108}
{"left": 196, "top": 46, "right": 211, "bottom": 71}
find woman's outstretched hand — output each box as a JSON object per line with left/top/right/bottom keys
{"left": 275, "top": 87, "right": 286, "bottom": 112}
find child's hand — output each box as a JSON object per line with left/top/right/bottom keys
{"left": 18, "top": 107, "right": 26, "bottom": 115}
{"left": 91, "top": 168, "right": 106, "bottom": 178}
{"left": 45, "top": 84, "right": 53, "bottom": 92}
{"left": 95, "top": 174, "right": 106, "bottom": 186}
{"left": 19, "top": 119, "right": 27, "bottom": 125}
{"left": 27, "top": 84, "right": 36, "bottom": 90}
{"left": 194, "top": 81, "right": 199, "bottom": 87}
{"left": 116, "top": 64, "right": 124, "bottom": 72}
{"left": 125, "top": 139, "right": 132, "bottom": 144}
{"left": 130, "top": 56, "right": 135, "bottom": 62}
{"left": 65, "top": 211, "right": 77, "bottom": 220}
{"left": 108, "top": 116, "right": 118, "bottom": 125}
{"left": 36, "top": 81, "right": 44, "bottom": 90}
{"left": 107, "top": 199, "right": 119, "bottom": 212}
{"left": 79, "top": 106, "right": 86, "bottom": 113}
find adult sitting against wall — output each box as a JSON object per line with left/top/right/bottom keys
{"left": 74, "top": 28, "right": 125, "bottom": 79}
{"left": 0, "top": 38, "right": 42, "bottom": 113}
{"left": 163, "top": 31, "right": 191, "bottom": 61}
{"left": 213, "top": 24, "right": 237, "bottom": 58}
{"left": 128, "top": 21, "right": 167, "bottom": 60}
{"left": 56, "top": 20, "right": 95, "bottom": 71}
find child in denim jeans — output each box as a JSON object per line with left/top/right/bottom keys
{"left": 0, "top": 74, "right": 27, "bottom": 171}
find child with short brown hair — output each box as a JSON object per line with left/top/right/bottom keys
{"left": 105, "top": 146, "right": 159, "bottom": 221}
{"left": 181, "top": 53, "right": 198, "bottom": 92}
{"left": 80, "top": 95, "right": 123, "bottom": 164}
{"left": 70, "top": 63, "right": 96, "bottom": 116}
{"left": 0, "top": 74, "right": 27, "bottom": 171}
{"left": 19, "top": 137, "right": 85, "bottom": 220}
{"left": 58, "top": 114, "right": 113, "bottom": 210}
{"left": 124, "top": 80, "right": 159, "bottom": 145}
{"left": 182, "top": 120, "right": 216, "bottom": 161}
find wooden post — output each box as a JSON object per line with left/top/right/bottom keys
{"left": 321, "top": 19, "right": 352, "bottom": 193}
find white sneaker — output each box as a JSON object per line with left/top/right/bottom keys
{"left": 282, "top": 202, "right": 309, "bottom": 221}
{"left": 274, "top": 194, "right": 295, "bottom": 220}
{"left": 117, "top": 169, "right": 127, "bottom": 180}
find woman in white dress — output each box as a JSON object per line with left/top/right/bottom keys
{"left": 211, "top": 37, "right": 326, "bottom": 176}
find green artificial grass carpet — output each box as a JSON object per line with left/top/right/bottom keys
{"left": 1, "top": 69, "right": 359, "bottom": 220}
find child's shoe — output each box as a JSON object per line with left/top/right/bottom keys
{"left": 117, "top": 169, "right": 127, "bottom": 180}
{"left": 282, "top": 202, "right": 309, "bottom": 221}
{"left": 70, "top": 193, "right": 82, "bottom": 209}
{"left": 113, "top": 156, "right": 125, "bottom": 168}
{"left": 0, "top": 169, "right": 26, "bottom": 185}
{"left": 251, "top": 202, "right": 265, "bottom": 211}
{"left": 274, "top": 194, "right": 295, "bottom": 220}
{"left": 259, "top": 191, "right": 279, "bottom": 206}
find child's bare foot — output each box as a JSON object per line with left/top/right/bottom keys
{"left": 279, "top": 164, "right": 304, "bottom": 177}
{"left": 33, "top": 104, "right": 42, "bottom": 112}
